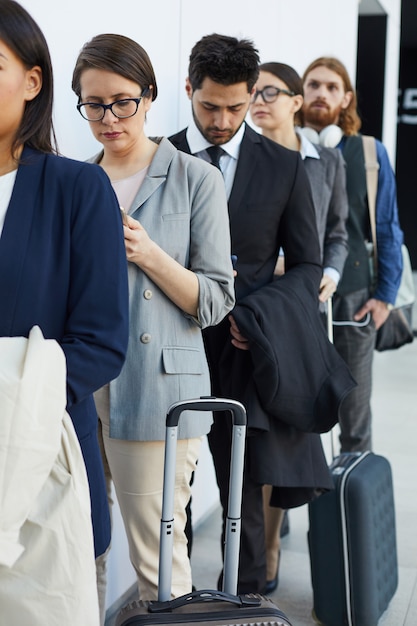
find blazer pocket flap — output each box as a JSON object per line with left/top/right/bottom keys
{"left": 161, "top": 212, "right": 188, "bottom": 221}
{"left": 162, "top": 347, "right": 203, "bottom": 374}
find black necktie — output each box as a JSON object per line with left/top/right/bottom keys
{"left": 206, "top": 145, "right": 223, "bottom": 170}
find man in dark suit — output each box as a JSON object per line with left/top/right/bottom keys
{"left": 169, "top": 33, "right": 333, "bottom": 594}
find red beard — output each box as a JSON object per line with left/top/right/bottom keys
{"left": 303, "top": 101, "right": 342, "bottom": 129}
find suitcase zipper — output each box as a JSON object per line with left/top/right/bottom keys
{"left": 337, "top": 451, "right": 371, "bottom": 626}
{"left": 120, "top": 605, "right": 291, "bottom": 626}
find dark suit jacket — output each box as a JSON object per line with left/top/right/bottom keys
{"left": 0, "top": 146, "right": 129, "bottom": 556}
{"left": 170, "top": 124, "right": 321, "bottom": 300}
{"left": 230, "top": 273, "right": 356, "bottom": 433}
{"left": 170, "top": 125, "right": 333, "bottom": 501}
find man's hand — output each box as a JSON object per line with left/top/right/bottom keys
{"left": 319, "top": 274, "right": 337, "bottom": 303}
{"left": 354, "top": 298, "right": 391, "bottom": 330}
{"left": 229, "top": 315, "right": 250, "bottom": 350}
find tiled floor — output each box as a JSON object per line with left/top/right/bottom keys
{"left": 190, "top": 336, "right": 417, "bottom": 625}
{"left": 107, "top": 289, "right": 417, "bottom": 625}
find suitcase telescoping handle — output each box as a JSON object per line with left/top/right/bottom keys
{"left": 158, "top": 396, "right": 247, "bottom": 602}
{"left": 327, "top": 297, "right": 338, "bottom": 461}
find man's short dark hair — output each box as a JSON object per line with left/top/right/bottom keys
{"left": 188, "top": 33, "right": 260, "bottom": 92}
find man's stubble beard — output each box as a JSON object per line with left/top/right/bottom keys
{"left": 191, "top": 103, "right": 242, "bottom": 146}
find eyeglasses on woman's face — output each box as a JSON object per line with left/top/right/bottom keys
{"left": 77, "top": 89, "right": 150, "bottom": 122}
{"left": 251, "top": 85, "right": 295, "bottom": 104}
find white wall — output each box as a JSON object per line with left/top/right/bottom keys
{"left": 17, "top": 0, "right": 400, "bottom": 612}
{"left": 18, "top": 0, "right": 400, "bottom": 159}
{"left": 20, "top": 0, "right": 362, "bottom": 161}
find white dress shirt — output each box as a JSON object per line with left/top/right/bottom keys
{"left": 0, "top": 170, "right": 17, "bottom": 238}
{"left": 186, "top": 118, "right": 245, "bottom": 199}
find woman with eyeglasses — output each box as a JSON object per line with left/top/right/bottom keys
{"left": 250, "top": 62, "right": 349, "bottom": 297}
{"left": 250, "top": 62, "right": 349, "bottom": 593}
{"left": 72, "top": 34, "right": 235, "bottom": 618}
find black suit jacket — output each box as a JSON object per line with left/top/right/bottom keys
{"left": 170, "top": 124, "right": 332, "bottom": 500}
{"left": 170, "top": 124, "right": 321, "bottom": 300}
{"left": 231, "top": 273, "right": 356, "bottom": 434}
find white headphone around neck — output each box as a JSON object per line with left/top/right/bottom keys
{"left": 298, "top": 124, "right": 343, "bottom": 148}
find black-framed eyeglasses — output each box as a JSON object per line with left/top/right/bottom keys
{"left": 251, "top": 85, "right": 295, "bottom": 104}
{"left": 77, "top": 90, "right": 150, "bottom": 121}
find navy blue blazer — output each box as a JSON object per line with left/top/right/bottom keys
{"left": 0, "top": 146, "right": 129, "bottom": 556}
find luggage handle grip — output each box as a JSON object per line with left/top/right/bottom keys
{"left": 159, "top": 396, "right": 247, "bottom": 601}
{"left": 149, "top": 589, "right": 261, "bottom": 613}
{"left": 166, "top": 396, "right": 247, "bottom": 427}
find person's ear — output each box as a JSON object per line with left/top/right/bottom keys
{"left": 341, "top": 90, "right": 353, "bottom": 110}
{"left": 143, "top": 85, "right": 153, "bottom": 113}
{"left": 185, "top": 77, "right": 193, "bottom": 100}
{"left": 25, "top": 66, "right": 42, "bottom": 101}
{"left": 292, "top": 94, "right": 304, "bottom": 114}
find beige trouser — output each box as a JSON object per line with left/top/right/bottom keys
{"left": 262, "top": 485, "right": 285, "bottom": 581}
{"left": 95, "top": 386, "right": 201, "bottom": 623}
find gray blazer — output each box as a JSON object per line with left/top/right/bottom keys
{"left": 90, "top": 137, "right": 235, "bottom": 440}
{"left": 301, "top": 138, "right": 349, "bottom": 275}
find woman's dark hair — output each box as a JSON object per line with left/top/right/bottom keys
{"left": 72, "top": 34, "right": 158, "bottom": 102}
{"left": 0, "top": 0, "right": 56, "bottom": 155}
{"left": 188, "top": 33, "right": 260, "bottom": 92}
{"left": 259, "top": 62, "right": 303, "bottom": 97}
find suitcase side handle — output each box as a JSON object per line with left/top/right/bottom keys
{"left": 166, "top": 396, "right": 247, "bottom": 427}
{"left": 149, "top": 589, "right": 261, "bottom": 612}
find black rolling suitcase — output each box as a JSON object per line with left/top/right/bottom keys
{"left": 308, "top": 302, "right": 398, "bottom": 625}
{"left": 116, "top": 396, "right": 292, "bottom": 626}
{"left": 308, "top": 450, "right": 398, "bottom": 626}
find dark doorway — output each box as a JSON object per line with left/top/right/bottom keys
{"left": 356, "top": 11, "right": 387, "bottom": 139}
{"left": 396, "top": 0, "right": 417, "bottom": 267}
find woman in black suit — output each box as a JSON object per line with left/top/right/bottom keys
{"left": 250, "top": 61, "right": 349, "bottom": 592}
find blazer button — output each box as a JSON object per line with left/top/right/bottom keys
{"left": 143, "top": 289, "right": 153, "bottom": 300}
{"left": 140, "top": 333, "right": 151, "bottom": 344}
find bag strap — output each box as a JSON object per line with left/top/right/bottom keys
{"left": 362, "top": 135, "right": 379, "bottom": 273}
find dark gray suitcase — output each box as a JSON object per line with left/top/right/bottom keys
{"left": 116, "top": 396, "right": 292, "bottom": 626}
{"left": 308, "top": 451, "right": 398, "bottom": 626}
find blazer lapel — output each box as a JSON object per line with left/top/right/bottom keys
{"left": 0, "top": 147, "right": 44, "bottom": 334}
{"left": 129, "top": 137, "right": 175, "bottom": 217}
{"left": 228, "top": 125, "right": 259, "bottom": 219}
{"left": 168, "top": 130, "right": 190, "bottom": 154}
{"left": 172, "top": 125, "right": 260, "bottom": 218}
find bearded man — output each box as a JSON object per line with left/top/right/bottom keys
{"left": 301, "top": 57, "right": 404, "bottom": 453}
